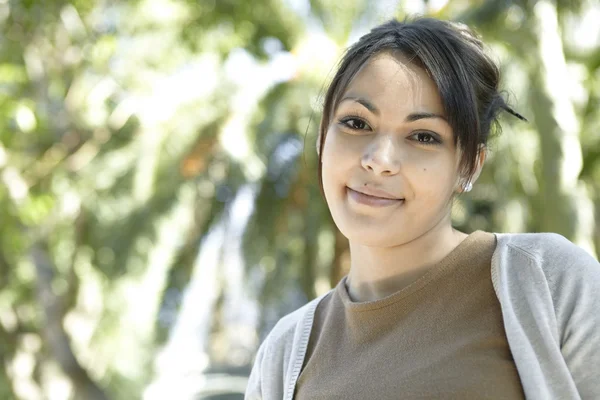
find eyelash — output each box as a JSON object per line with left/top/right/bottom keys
{"left": 337, "top": 116, "right": 442, "bottom": 146}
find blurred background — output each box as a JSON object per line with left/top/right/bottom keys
{"left": 1, "top": 0, "right": 599, "bottom": 398}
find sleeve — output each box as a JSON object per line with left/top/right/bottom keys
{"left": 548, "top": 234, "right": 600, "bottom": 399}
{"left": 244, "top": 337, "right": 268, "bottom": 400}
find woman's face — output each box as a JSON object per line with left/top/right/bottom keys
{"left": 321, "top": 51, "right": 464, "bottom": 247}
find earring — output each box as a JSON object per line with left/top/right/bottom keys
{"left": 463, "top": 181, "right": 473, "bottom": 192}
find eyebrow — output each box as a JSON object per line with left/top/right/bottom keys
{"left": 340, "top": 96, "right": 447, "bottom": 122}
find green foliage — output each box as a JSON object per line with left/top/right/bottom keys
{"left": 1, "top": 0, "right": 599, "bottom": 398}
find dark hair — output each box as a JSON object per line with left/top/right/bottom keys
{"left": 316, "top": 16, "right": 526, "bottom": 194}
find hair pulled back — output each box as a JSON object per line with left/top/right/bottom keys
{"left": 317, "top": 17, "right": 525, "bottom": 193}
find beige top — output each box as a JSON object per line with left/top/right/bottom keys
{"left": 294, "top": 231, "right": 524, "bottom": 399}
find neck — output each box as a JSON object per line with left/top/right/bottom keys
{"left": 346, "top": 222, "right": 468, "bottom": 302}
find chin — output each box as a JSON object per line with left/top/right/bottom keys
{"left": 339, "top": 222, "right": 407, "bottom": 248}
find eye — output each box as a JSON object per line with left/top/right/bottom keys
{"left": 410, "top": 131, "right": 441, "bottom": 145}
{"left": 339, "top": 116, "right": 371, "bottom": 132}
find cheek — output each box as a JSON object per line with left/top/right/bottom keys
{"left": 410, "top": 153, "right": 459, "bottom": 197}
{"left": 321, "top": 130, "right": 345, "bottom": 197}
{"left": 321, "top": 129, "right": 354, "bottom": 175}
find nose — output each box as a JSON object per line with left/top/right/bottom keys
{"left": 361, "top": 134, "right": 401, "bottom": 176}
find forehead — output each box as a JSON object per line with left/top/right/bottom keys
{"left": 341, "top": 51, "right": 444, "bottom": 114}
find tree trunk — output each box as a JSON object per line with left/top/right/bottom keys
{"left": 528, "top": 1, "right": 596, "bottom": 256}
{"left": 31, "top": 242, "right": 108, "bottom": 400}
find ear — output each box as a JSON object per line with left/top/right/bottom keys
{"left": 458, "top": 145, "right": 487, "bottom": 192}
{"left": 316, "top": 129, "right": 322, "bottom": 157}
{"left": 469, "top": 144, "right": 487, "bottom": 183}
{"left": 316, "top": 118, "right": 327, "bottom": 157}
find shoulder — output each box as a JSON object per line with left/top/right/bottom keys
{"left": 495, "top": 232, "right": 597, "bottom": 269}
{"left": 493, "top": 233, "right": 600, "bottom": 397}
{"left": 496, "top": 231, "right": 579, "bottom": 255}
{"left": 259, "top": 291, "right": 331, "bottom": 357}
{"left": 494, "top": 232, "right": 599, "bottom": 287}
{"left": 246, "top": 292, "right": 331, "bottom": 399}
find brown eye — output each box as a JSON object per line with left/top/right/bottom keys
{"left": 340, "top": 117, "right": 370, "bottom": 131}
{"left": 409, "top": 131, "right": 442, "bottom": 146}
{"left": 417, "top": 133, "right": 433, "bottom": 142}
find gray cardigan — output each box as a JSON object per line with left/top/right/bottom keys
{"left": 245, "top": 233, "right": 600, "bottom": 399}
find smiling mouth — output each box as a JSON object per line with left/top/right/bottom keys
{"left": 357, "top": 191, "right": 402, "bottom": 200}
{"left": 346, "top": 187, "right": 405, "bottom": 207}
{"left": 347, "top": 186, "right": 403, "bottom": 200}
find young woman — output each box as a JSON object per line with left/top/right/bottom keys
{"left": 245, "top": 17, "right": 600, "bottom": 400}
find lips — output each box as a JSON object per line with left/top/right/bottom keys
{"left": 348, "top": 186, "right": 403, "bottom": 200}
{"left": 347, "top": 187, "right": 404, "bottom": 207}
